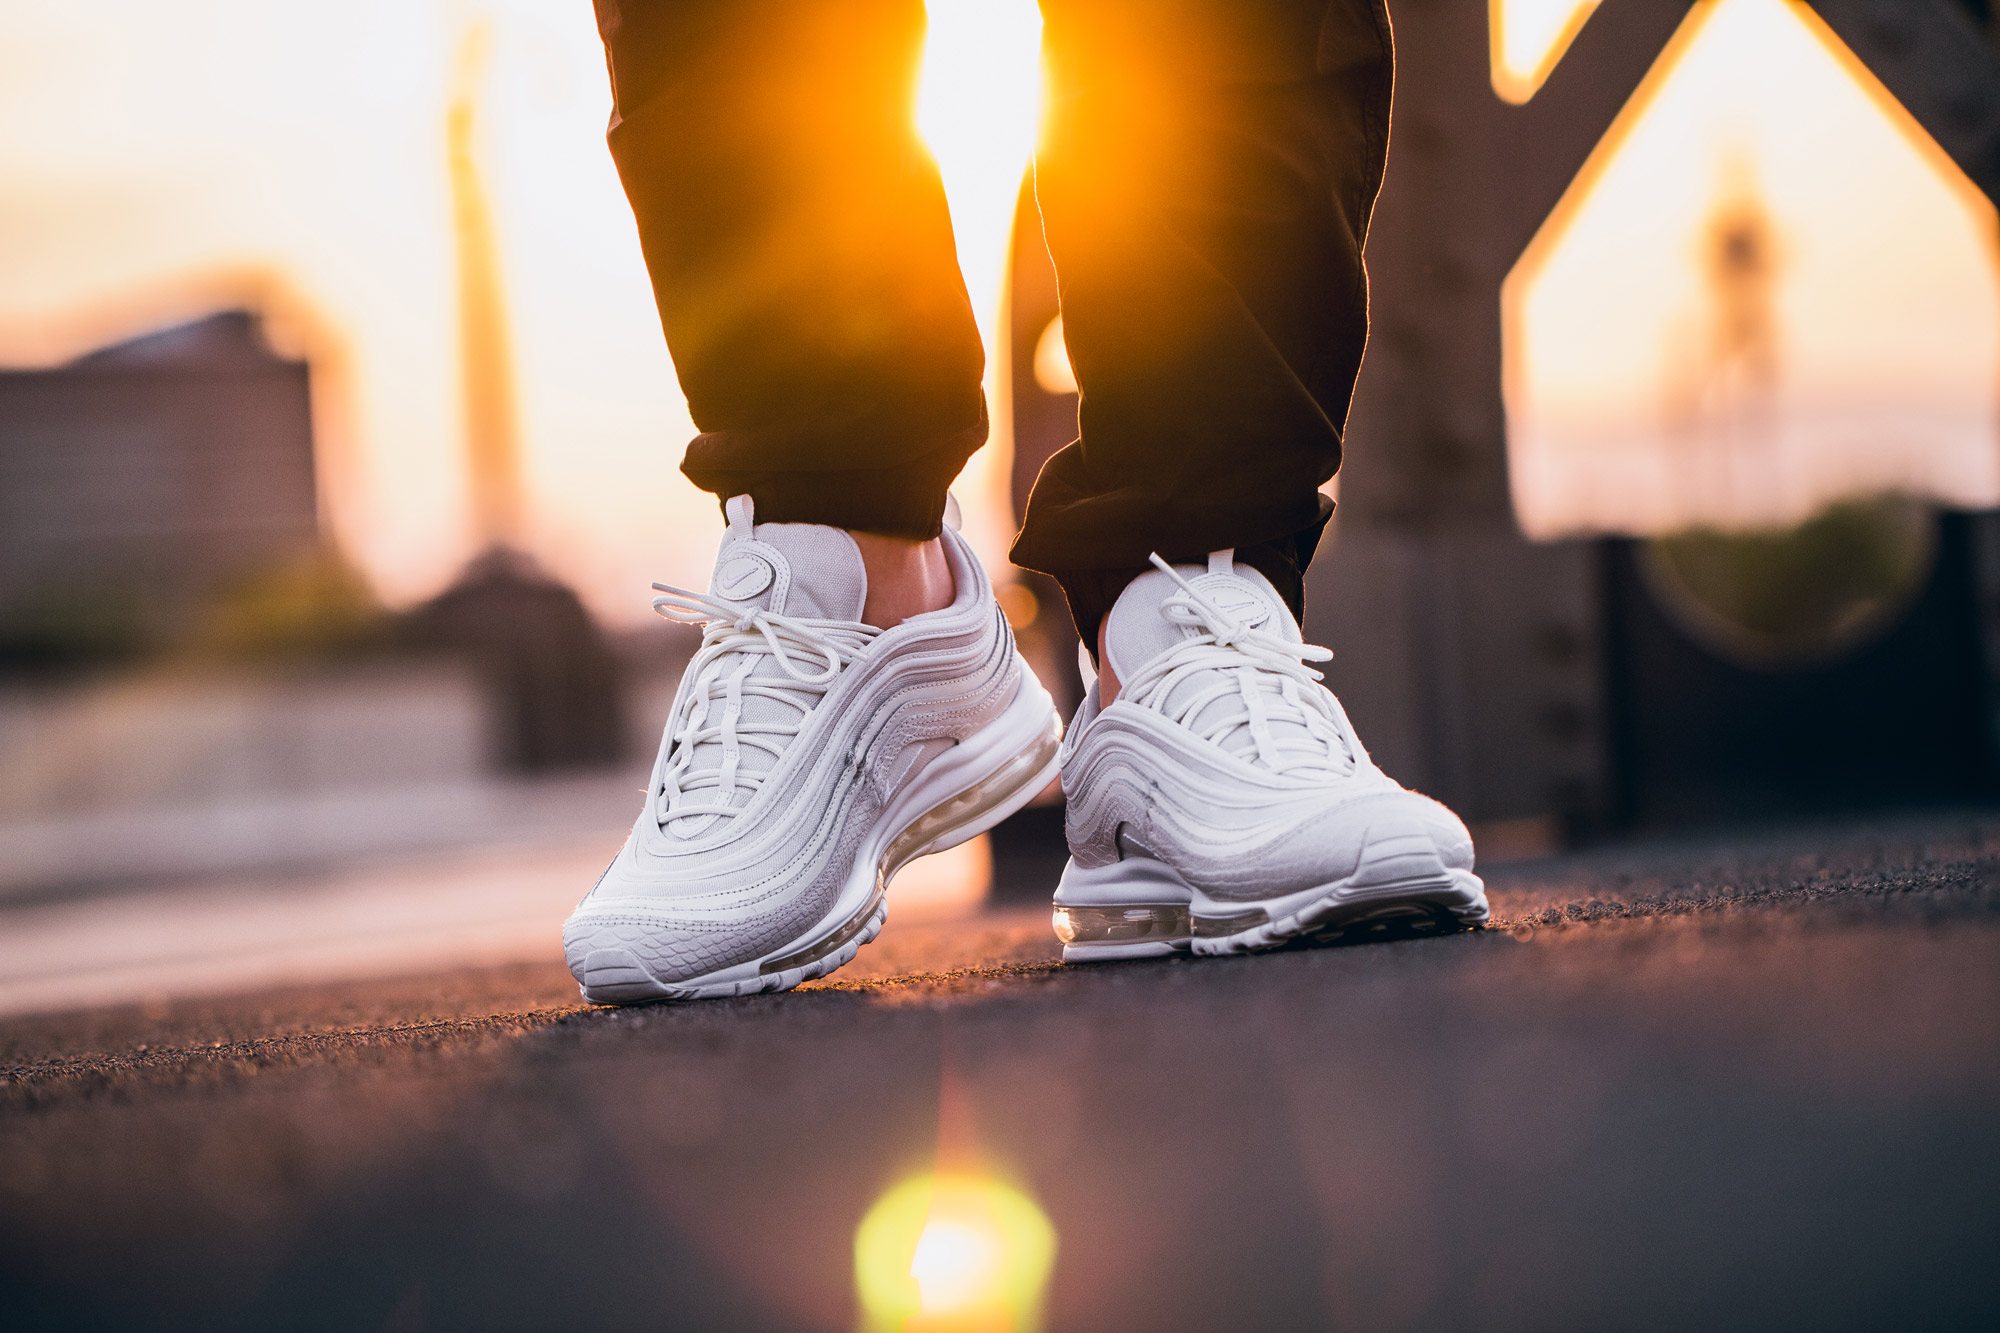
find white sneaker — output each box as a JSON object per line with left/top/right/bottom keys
{"left": 564, "top": 496, "right": 1062, "bottom": 1002}
{"left": 1053, "top": 551, "right": 1487, "bottom": 961}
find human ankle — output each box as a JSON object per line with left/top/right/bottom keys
{"left": 851, "top": 531, "right": 954, "bottom": 628}
{"left": 1097, "top": 620, "right": 1121, "bottom": 705}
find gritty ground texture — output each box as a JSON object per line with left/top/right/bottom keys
{"left": 3, "top": 813, "right": 1999, "bottom": 1330}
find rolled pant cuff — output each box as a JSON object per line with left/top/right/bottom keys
{"left": 683, "top": 424, "right": 984, "bottom": 541}
{"left": 1034, "top": 538, "right": 1315, "bottom": 656}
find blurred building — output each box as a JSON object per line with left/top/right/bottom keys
{"left": 410, "top": 545, "right": 628, "bottom": 773}
{"left": 0, "top": 310, "right": 318, "bottom": 663}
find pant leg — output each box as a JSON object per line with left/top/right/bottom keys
{"left": 1010, "top": 0, "right": 1394, "bottom": 639}
{"left": 594, "top": 0, "right": 986, "bottom": 538}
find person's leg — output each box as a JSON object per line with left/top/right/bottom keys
{"left": 1010, "top": 0, "right": 1393, "bottom": 648}
{"left": 569, "top": 3, "right": 1064, "bottom": 1005}
{"left": 1030, "top": 2, "right": 1486, "bottom": 962}
{"left": 594, "top": 0, "right": 986, "bottom": 545}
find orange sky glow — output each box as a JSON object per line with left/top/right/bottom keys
{"left": 1491, "top": 0, "right": 1603, "bottom": 103}
{"left": 3, "top": 0, "right": 1995, "bottom": 615}
{"left": 1505, "top": 0, "right": 2000, "bottom": 538}
{"left": 0, "top": 0, "right": 1043, "bottom": 623}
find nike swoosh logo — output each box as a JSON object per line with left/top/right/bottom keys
{"left": 715, "top": 554, "right": 775, "bottom": 600}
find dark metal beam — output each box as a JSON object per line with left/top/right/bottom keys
{"left": 1493, "top": 0, "right": 1700, "bottom": 261}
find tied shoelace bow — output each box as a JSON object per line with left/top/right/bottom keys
{"left": 648, "top": 579, "right": 878, "bottom": 828}
{"left": 1121, "top": 554, "right": 1353, "bottom": 776}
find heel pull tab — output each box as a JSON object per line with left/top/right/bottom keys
{"left": 724, "top": 494, "right": 755, "bottom": 537}
{"left": 1208, "top": 549, "right": 1234, "bottom": 575}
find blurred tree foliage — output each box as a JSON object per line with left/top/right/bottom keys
{"left": 191, "top": 551, "right": 394, "bottom": 661}
{"left": 1643, "top": 495, "right": 1935, "bottom": 667}
{"left": 0, "top": 582, "right": 157, "bottom": 672}
{"left": 0, "top": 550, "right": 396, "bottom": 676}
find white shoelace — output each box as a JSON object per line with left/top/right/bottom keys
{"left": 1120, "top": 554, "right": 1352, "bottom": 776}
{"left": 648, "top": 580, "right": 878, "bottom": 828}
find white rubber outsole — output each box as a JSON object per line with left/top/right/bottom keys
{"left": 569, "top": 672, "right": 1062, "bottom": 1004}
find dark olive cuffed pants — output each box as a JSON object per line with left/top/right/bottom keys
{"left": 592, "top": 0, "right": 1393, "bottom": 640}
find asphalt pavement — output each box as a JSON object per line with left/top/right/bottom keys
{"left": 3, "top": 812, "right": 1998, "bottom": 1330}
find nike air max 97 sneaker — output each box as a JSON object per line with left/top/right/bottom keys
{"left": 1053, "top": 551, "right": 1487, "bottom": 960}
{"left": 564, "top": 496, "right": 1061, "bottom": 1002}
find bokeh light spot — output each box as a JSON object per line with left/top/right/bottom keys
{"left": 855, "top": 1171, "right": 1056, "bottom": 1331}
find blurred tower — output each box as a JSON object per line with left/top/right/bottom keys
{"left": 413, "top": 20, "right": 625, "bottom": 772}
{"left": 449, "top": 21, "right": 525, "bottom": 550}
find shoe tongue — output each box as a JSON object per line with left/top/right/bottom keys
{"left": 665, "top": 520, "right": 866, "bottom": 839}
{"left": 1103, "top": 557, "right": 1344, "bottom": 774}
{"left": 1102, "top": 559, "right": 1297, "bottom": 683}
{"left": 708, "top": 520, "right": 867, "bottom": 622}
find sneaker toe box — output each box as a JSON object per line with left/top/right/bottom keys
{"left": 562, "top": 908, "right": 763, "bottom": 998}
{"left": 1184, "top": 786, "right": 1473, "bottom": 900}
{"left": 562, "top": 875, "right": 824, "bottom": 997}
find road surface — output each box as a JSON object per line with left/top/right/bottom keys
{"left": 3, "top": 813, "right": 1998, "bottom": 1329}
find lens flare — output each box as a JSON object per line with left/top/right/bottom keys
{"left": 855, "top": 1171, "right": 1056, "bottom": 1331}
{"left": 914, "top": 0, "right": 1047, "bottom": 573}
{"left": 917, "top": 0, "right": 1045, "bottom": 207}
{"left": 1030, "top": 317, "right": 1076, "bottom": 397}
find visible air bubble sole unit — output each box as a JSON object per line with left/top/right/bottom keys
{"left": 570, "top": 672, "right": 1062, "bottom": 1004}
{"left": 1053, "top": 860, "right": 1488, "bottom": 963}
